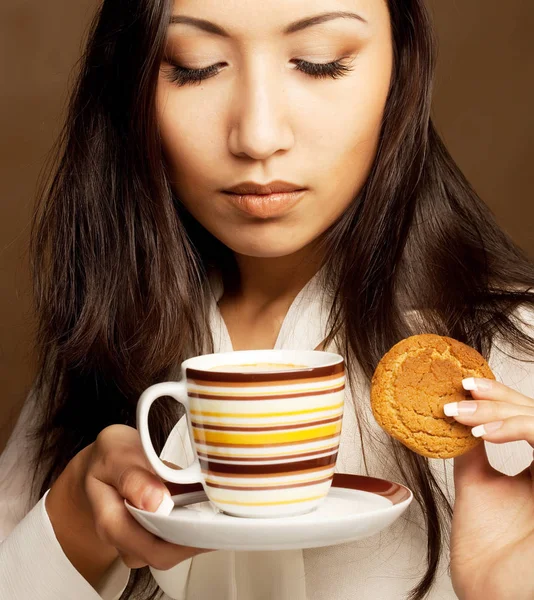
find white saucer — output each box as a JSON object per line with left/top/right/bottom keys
{"left": 125, "top": 473, "right": 412, "bottom": 551}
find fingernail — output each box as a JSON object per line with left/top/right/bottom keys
{"left": 472, "top": 421, "right": 503, "bottom": 438}
{"left": 462, "top": 378, "right": 492, "bottom": 392}
{"left": 154, "top": 494, "right": 175, "bottom": 516}
{"left": 141, "top": 488, "right": 165, "bottom": 512}
{"left": 444, "top": 401, "right": 478, "bottom": 417}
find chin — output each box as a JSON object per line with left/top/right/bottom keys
{"left": 219, "top": 233, "right": 311, "bottom": 259}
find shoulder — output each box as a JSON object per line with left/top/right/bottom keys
{"left": 0, "top": 388, "right": 41, "bottom": 539}
{"left": 489, "top": 304, "right": 534, "bottom": 398}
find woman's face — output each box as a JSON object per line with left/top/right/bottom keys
{"left": 157, "top": 0, "right": 393, "bottom": 258}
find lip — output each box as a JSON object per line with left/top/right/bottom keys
{"left": 224, "top": 180, "right": 305, "bottom": 195}
{"left": 223, "top": 190, "right": 306, "bottom": 219}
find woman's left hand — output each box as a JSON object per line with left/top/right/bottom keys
{"left": 447, "top": 378, "right": 534, "bottom": 600}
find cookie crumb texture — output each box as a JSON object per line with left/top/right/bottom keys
{"left": 371, "top": 334, "right": 495, "bottom": 459}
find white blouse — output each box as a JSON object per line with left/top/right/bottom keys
{"left": 1, "top": 270, "right": 533, "bottom": 600}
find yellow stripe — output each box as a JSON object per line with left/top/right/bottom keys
{"left": 194, "top": 413, "right": 342, "bottom": 429}
{"left": 206, "top": 474, "right": 332, "bottom": 488}
{"left": 188, "top": 383, "right": 342, "bottom": 398}
{"left": 199, "top": 442, "right": 339, "bottom": 459}
{"left": 194, "top": 422, "right": 341, "bottom": 445}
{"left": 210, "top": 495, "right": 325, "bottom": 507}
{"left": 190, "top": 402, "right": 343, "bottom": 419}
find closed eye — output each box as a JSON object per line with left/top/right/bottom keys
{"left": 162, "top": 58, "right": 354, "bottom": 86}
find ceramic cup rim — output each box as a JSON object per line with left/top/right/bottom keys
{"left": 182, "top": 349, "right": 344, "bottom": 377}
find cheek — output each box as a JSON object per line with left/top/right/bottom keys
{"left": 302, "top": 102, "right": 383, "bottom": 213}
{"left": 157, "top": 86, "right": 222, "bottom": 184}
{"left": 307, "top": 56, "right": 392, "bottom": 192}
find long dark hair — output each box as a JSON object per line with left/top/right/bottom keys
{"left": 28, "top": 0, "right": 534, "bottom": 599}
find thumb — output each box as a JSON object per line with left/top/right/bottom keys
{"left": 453, "top": 441, "right": 496, "bottom": 490}
{"left": 91, "top": 425, "right": 174, "bottom": 513}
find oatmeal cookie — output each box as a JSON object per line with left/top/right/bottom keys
{"left": 371, "top": 334, "right": 494, "bottom": 459}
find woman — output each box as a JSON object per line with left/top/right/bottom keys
{"left": 1, "top": 0, "right": 533, "bottom": 598}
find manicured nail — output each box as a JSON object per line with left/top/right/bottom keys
{"left": 472, "top": 421, "right": 503, "bottom": 438}
{"left": 154, "top": 493, "right": 175, "bottom": 516}
{"left": 462, "top": 378, "right": 492, "bottom": 392}
{"left": 141, "top": 488, "right": 169, "bottom": 512}
{"left": 444, "top": 401, "right": 478, "bottom": 417}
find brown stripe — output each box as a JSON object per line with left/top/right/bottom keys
{"left": 194, "top": 432, "right": 341, "bottom": 448}
{"left": 188, "top": 372, "right": 343, "bottom": 389}
{"left": 331, "top": 473, "right": 411, "bottom": 505}
{"left": 196, "top": 446, "right": 339, "bottom": 462}
{"left": 188, "top": 383, "right": 345, "bottom": 401}
{"left": 199, "top": 454, "right": 336, "bottom": 476}
{"left": 191, "top": 415, "right": 342, "bottom": 433}
{"left": 166, "top": 481, "right": 204, "bottom": 496}
{"left": 165, "top": 474, "right": 411, "bottom": 507}
{"left": 187, "top": 362, "right": 344, "bottom": 384}
{"left": 205, "top": 475, "right": 333, "bottom": 492}
{"left": 202, "top": 464, "right": 335, "bottom": 479}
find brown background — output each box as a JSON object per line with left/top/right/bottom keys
{"left": 1, "top": 0, "right": 533, "bottom": 450}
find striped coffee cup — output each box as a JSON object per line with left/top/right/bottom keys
{"left": 137, "top": 349, "right": 345, "bottom": 518}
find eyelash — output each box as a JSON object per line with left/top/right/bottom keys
{"left": 163, "top": 58, "right": 354, "bottom": 86}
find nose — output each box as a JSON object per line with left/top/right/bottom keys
{"left": 228, "top": 63, "right": 295, "bottom": 160}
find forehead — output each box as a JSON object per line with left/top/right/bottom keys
{"left": 169, "top": 0, "right": 389, "bottom": 37}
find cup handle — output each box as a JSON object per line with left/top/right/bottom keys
{"left": 137, "top": 381, "right": 202, "bottom": 485}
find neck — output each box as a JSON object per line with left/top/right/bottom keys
{"left": 223, "top": 243, "right": 324, "bottom": 308}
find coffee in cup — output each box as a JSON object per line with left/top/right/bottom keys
{"left": 208, "top": 362, "right": 308, "bottom": 372}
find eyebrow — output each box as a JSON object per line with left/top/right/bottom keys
{"left": 168, "top": 11, "right": 368, "bottom": 36}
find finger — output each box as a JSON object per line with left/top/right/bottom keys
{"left": 443, "top": 399, "right": 534, "bottom": 427}
{"left": 465, "top": 415, "right": 534, "bottom": 447}
{"left": 121, "top": 543, "right": 210, "bottom": 571}
{"left": 119, "top": 549, "right": 211, "bottom": 571}
{"left": 92, "top": 425, "right": 172, "bottom": 512}
{"left": 462, "top": 378, "right": 534, "bottom": 408}
{"left": 86, "top": 477, "right": 210, "bottom": 571}
{"left": 118, "top": 551, "right": 148, "bottom": 570}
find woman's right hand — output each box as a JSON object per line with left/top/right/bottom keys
{"left": 46, "top": 424, "right": 210, "bottom": 588}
